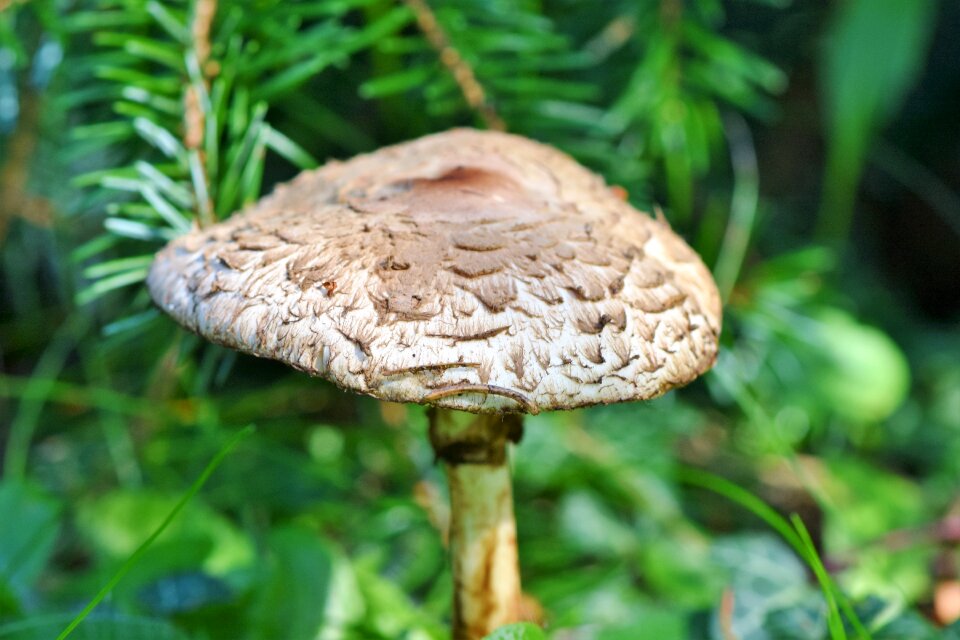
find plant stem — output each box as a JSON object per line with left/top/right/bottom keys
{"left": 429, "top": 408, "right": 523, "bottom": 639}
{"left": 403, "top": 0, "right": 506, "bottom": 132}
{"left": 713, "top": 112, "right": 759, "bottom": 302}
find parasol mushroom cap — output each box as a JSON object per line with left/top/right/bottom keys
{"left": 147, "top": 129, "right": 721, "bottom": 414}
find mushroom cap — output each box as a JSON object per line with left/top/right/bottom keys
{"left": 147, "top": 129, "right": 721, "bottom": 414}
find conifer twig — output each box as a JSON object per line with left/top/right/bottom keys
{"left": 184, "top": 0, "right": 217, "bottom": 226}
{"left": 0, "top": 90, "right": 53, "bottom": 242}
{"left": 402, "top": 0, "right": 506, "bottom": 131}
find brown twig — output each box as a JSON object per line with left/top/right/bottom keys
{"left": 402, "top": 0, "right": 506, "bottom": 132}
{"left": 184, "top": 0, "right": 217, "bottom": 226}
{"left": 184, "top": 0, "right": 216, "bottom": 150}
{"left": 0, "top": 89, "right": 54, "bottom": 243}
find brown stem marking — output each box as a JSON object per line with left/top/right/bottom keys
{"left": 184, "top": 0, "right": 217, "bottom": 227}
{"left": 402, "top": 0, "right": 506, "bottom": 132}
{"left": 423, "top": 383, "right": 537, "bottom": 415}
{"left": 429, "top": 409, "right": 523, "bottom": 639}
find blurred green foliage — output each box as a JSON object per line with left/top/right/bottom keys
{"left": 1, "top": 0, "right": 959, "bottom": 639}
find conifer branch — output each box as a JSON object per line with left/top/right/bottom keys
{"left": 403, "top": 0, "right": 506, "bottom": 132}
{"left": 184, "top": 0, "right": 217, "bottom": 227}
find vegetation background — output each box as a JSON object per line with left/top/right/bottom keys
{"left": 1, "top": 0, "right": 958, "bottom": 638}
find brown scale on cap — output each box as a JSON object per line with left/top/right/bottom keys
{"left": 147, "top": 129, "right": 722, "bottom": 413}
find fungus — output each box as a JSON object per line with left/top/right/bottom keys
{"left": 147, "top": 129, "right": 722, "bottom": 639}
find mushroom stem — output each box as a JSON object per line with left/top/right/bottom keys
{"left": 429, "top": 409, "right": 524, "bottom": 640}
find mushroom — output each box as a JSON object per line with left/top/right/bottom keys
{"left": 147, "top": 129, "right": 721, "bottom": 639}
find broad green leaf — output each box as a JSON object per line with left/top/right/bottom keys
{"left": 0, "top": 615, "right": 187, "bottom": 640}
{"left": 943, "top": 619, "right": 960, "bottom": 640}
{"left": 137, "top": 570, "right": 233, "bottom": 616}
{"left": 353, "top": 559, "right": 443, "bottom": 639}
{"left": 641, "top": 536, "right": 722, "bottom": 607}
{"left": 483, "top": 623, "right": 547, "bottom": 640}
{"left": 856, "top": 597, "right": 940, "bottom": 639}
{"left": 813, "top": 310, "right": 910, "bottom": 423}
{"left": 821, "top": 0, "right": 935, "bottom": 144}
{"left": 558, "top": 491, "right": 636, "bottom": 557}
{"left": 709, "top": 534, "right": 812, "bottom": 640}
{"left": 594, "top": 610, "right": 688, "bottom": 640}
{"left": 821, "top": 459, "right": 931, "bottom": 603}
{"left": 74, "top": 491, "right": 254, "bottom": 577}
{"left": 818, "top": 0, "right": 936, "bottom": 239}
{"left": 247, "top": 527, "right": 335, "bottom": 640}
{"left": 763, "top": 594, "right": 828, "bottom": 639}
{"left": 0, "top": 482, "right": 60, "bottom": 614}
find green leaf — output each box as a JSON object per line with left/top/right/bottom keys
{"left": 140, "top": 186, "right": 192, "bottom": 232}
{"left": 254, "top": 50, "right": 347, "bottom": 101}
{"left": 104, "top": 218, "right": 174, "bottom": 242}
{"left": 146, "top": 1, "right": 188, "bottom": 43}
{"left": 865, "top": 603, "right": 939, "bottom": 639}
{"left": 558, "top": 491, "right": 636, "bottom": 557}
{"left": 93, "top": 33, "right": 183, "bottom": 69}
{"left": 709, "top": 534, "right": 815, "bottom": 640}
{"left": 75, "top": 491, "right": 254, "bottom": 576}
{"left": 62, "top": 10, "right": 152, "bottom": 32}
{"left": 594, "top": 610, "right": 688, "bottom": 640}
{"left": 359, "top": 65, "right": 434, "bottom": 99}
{"left": 76, "top": 268, "right": 151, "bottom": 305}
{"left": 352, "top": 558, "right": 443, "bottom": 639}
{"left": 818, "top": 0, "right": 937, "bottom": 240}
{"left": 943, "top": 619, "right": 960, "bottom": 640}
{"left": 247, "top": 527, "right": 334, "bottom": 640}
{"left": 70, "top": 121, "right": 134, "bottom": 144}
{"left": 483, "top": 623, "right": 547, "bottom": 640}
{"left": 133, "top": 118, "right": 187, "bottom": 162}
{"left": 82, "top": 255, "right": 154, "bottom": 279}
{"left": 59, "top": 428, "right": 254, "bottom": 640}
{"left": 103, "top": 309, "right": 161, "bottom": 337}
{"left": 813, "top": 310, "right": 911, "bottom": 423}
{"left": 0, "top": 615, "right": 188, "bottom": 640}
{"left": 263, "top": 126, "right": 318, "bottom": 170}
{"left": 0, "top": 482, "right": 60, "bottom": 614}
{"left": 763, "top": 594, "right": 829, "bottom": 640}
{"left": 121, "top": 87, "right": 181, "bottom": 115}
{"left": 135, "top": 161, "right": 195, "bottom": 209}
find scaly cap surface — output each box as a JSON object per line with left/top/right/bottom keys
{"left": 148, "top": 129, "right": 722, "bottom": 413}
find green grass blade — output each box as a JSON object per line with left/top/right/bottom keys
{"left": 791, "top": 514, "right": 847, "bottom": 639}
{"left": 677, "top": 466, "right": 871, "bottom": 639}
{"left": 55, "top": 425, "right": 255, "bottom": 640}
